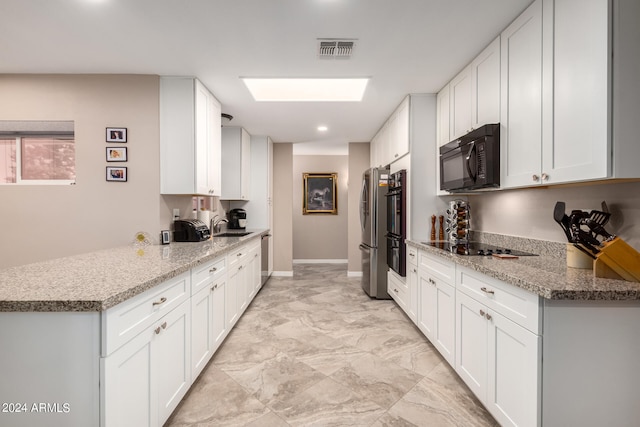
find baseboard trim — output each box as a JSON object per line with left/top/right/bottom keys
{"left": 347, "top": 271, "right": 363, "bottom": 278}
{"left": 293, "top": 259, "right": 348, "bottom": 264}
{"left": 271, "top": 271, "right": 294, "bottom": 277}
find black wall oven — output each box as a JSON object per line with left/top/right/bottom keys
{"left": 386, "top": 170, "right": 406, "bottom": 277}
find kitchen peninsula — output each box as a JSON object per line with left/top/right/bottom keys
{"left": 0, "top": 230, "right": 267, "bottom": 427}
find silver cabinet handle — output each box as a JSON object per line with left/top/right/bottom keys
{"left": 153, "top": 297, "right": 167, "bottom": 306}
{"left": 393, "top": 288, "right": 399, "bottom": 293}
{"left": 155, "top": 326, "right": 161, "bottom": 334}
{"left": 209, "top": 267, "right": 217, "bottom": 273}
{"left": 532, "top": 174, "right": 539, "bottom": 182}
{"left": 161, "top": 322, "right": 167, "bottom": 329}
{"left": 485, "top": 313, "right": 493, "bottom": 321}
{"left": 237, "top": 253, "right": 243, "bottom": 257}
{"left": 480, "top": 309, "right": 486, "bottom": 317}
{"left": 480, "top": 287, "right": 494, "bottom": 295}
{"left": 211, "top": 283, "right": 218, "bottom": 291}
{"left": 413, "top": 268, "right": 417, "bottom": 273}
{"left": 541, "top": 173, "right": 549, "bottom": 181}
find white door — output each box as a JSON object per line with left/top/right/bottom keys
{"left": 455, "top": 291, "right": 488, "bottom": 400}
{"left": 211, "top": 277, "right": 227, "bottom": 350}
{"left": 155, "top": 300, "right": 191, "bottom": 425}
{"left": 417, "top": 274, "right": 436, "bottom": 339}
{"left": 194, "top": 80, "right": 211, "bottom": 195}
{"left": 487, "top": 310, "right": 541, "bottom": 427}
{"left": 191, "top": 287, "right": 213, "bottom": 379}
{"left": 500, "top": 0, "right": 544, "bottom": 188}
{"left": 450, "top": 66, "right": 472, "bottom": 139}
{"left": 102, "top": 329, "right": 155, "bottom": 427}
{"left": 434, "top": 282, "right": 456, "bottom": 366}
{"left": 543, "top": 0, "right": 609, "bottom": 184}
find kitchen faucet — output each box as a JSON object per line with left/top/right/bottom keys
{"left": 210, "top": 215, "right": 228, "bottom": 233}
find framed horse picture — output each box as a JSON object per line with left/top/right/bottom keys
{"left": 303, "top": 172, "right": 338, "bottom": 214}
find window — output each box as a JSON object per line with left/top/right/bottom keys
{"left": 0, "top": 121, "right": 75, "bottom": 184}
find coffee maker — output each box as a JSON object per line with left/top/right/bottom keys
{"left": 228, "top": 208, "right": 247, "bottom": 229}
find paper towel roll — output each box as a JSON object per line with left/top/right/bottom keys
{"left": 197, "top": 210, "right": 211, "bottom": 226}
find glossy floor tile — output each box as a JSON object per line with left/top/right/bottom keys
{"left": 165, "top": 264, "right": 498, "bottom": 427}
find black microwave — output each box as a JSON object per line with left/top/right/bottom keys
{"left": 440, "top": 123, "right": 500, "bottom": 192}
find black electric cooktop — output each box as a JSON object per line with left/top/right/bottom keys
{"left": 424, "top": 241, "right": 537, "bottom": 257}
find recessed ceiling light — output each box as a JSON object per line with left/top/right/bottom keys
{"left": 317, "top": 125, "right": 328, "bottom": 132}
{"left": 241, "top": 78, "right": 369, "bottom": 102}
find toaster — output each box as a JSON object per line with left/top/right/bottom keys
{"left": 173, "top": 219, "right": 211, "bottom": 242}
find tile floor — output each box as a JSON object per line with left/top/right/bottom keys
{"left": 165, "top": 263, "right": 499, "bottom": 427}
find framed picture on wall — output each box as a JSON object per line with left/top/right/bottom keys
{"left": 106, "top": 147, "right": 127, "bottom": 162}
{"left": 106, "top": 166, "right": 127, "bottom": 182}
{"left": 303, "top": 172, "right": 338, "bottom": 214}
{"left": 106, "top": 127, "right": 127, "bottom": 143}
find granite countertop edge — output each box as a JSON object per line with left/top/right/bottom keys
{"left": 0, "top": 230, "right": 267, "bottom": 313}
{"left": 407, "top": 239, "right": 640, "bottom": 301}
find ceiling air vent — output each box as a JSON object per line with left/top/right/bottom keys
{"left": 318, "top": 39, "right": 355, "bottom": 59}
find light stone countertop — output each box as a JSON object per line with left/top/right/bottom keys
{"left": 0, "top": 230, "right": 268, "bottom": 312}
{"left": 408, "top": 239, "right": 640, "bottom": 301}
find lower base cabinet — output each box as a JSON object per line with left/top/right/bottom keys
{"left": 102, "top": 298, "right": 191, "bottom": 427}
{"left": 455, "top": 277, "right": 540, "bottom": 427}
{"left": 418, "top": 273, "right": 455, "bottom": 365}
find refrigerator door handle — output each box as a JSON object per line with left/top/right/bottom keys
{"left": 359, "top": 243, "right": 369, "bottom": 251}
{"left": 359, "top": 178, "right": 367, "bottom": 231}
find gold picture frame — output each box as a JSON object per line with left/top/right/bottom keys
{"left": 303, "top": 172, "right": 337, "bottom": 214}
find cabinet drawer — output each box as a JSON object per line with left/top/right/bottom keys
{"left": 102, "top": 271, "right": 191, "bottom": 356}
{"left": 419, "top": 251, "right": 455, "bottom": 284}
{"left": 191, "top": 256, "right": 226, "bottom": 295}
{"left": 388, "top": 271, "right": 408, "bottom": 309}
{"left": 227, "top": 244, "right": 249, "bottom": 267}
{"left": 407, "top": 246, "right": 418, "bottom": 266}
{"left": 456, "top": 265, "right": 541, "bottom": 334}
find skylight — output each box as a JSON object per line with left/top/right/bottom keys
{"left": 241, "top": 78, "right": 369, "bottom": 102}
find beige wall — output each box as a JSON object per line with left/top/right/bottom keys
{"left": 347, "top": 143, "right": 370, "bottom": 273}
{"left": 0, "top": 74, "right": 185, "bottom": 268}
{"left": 292, "top": 155, "right": 348, "bottom": 261}
{"left": 272, "top": 143, "right": 293, "bottom": 273}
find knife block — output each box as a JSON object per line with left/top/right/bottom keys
{"left": 593, "top": 237, "right": 640, "bottom": 282}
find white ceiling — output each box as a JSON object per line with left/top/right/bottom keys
{"left": 0, "top": 0, "right": 532, "bottom": 151}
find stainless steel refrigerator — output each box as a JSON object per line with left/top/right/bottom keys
{"left": 359, "top": 166, "right": 390, "bottom": 299}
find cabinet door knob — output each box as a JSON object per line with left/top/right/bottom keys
{"left": 485, "top": 313, "right": 493, "bottom": 321}
{"left": 153, "top": 297, "right": 167, "bottom": 306}
{"left": 541, "top": 173, "right": 549, "bottom": 181}
{"left": 394, "top": 288, "right": 399, "bottom": 293}
{"left": 532, "top": 174, "right": 539, "bottom": 182}
{"left": 480, "top": 287, "right": 495, "bottom": 295}
{"left": 480, "top": 309, "right": 486, "bottom": 317}
{"left": 161, "top": 322, "right": 167, "bottom": 329}
{"left": 155, "top": 326, "right": 161, "bottom": 334}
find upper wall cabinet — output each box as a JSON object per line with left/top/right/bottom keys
{"left": 436, "top": 85, "right": 451, "bottom": 147}
{"left": 221, "top": 127, "right": 251, "bottom": 200}
{"left": 160, "top": 77, "right": 222, "bottom": 196}
{"left": 444, "top": 36, "right": 501, "bottom": 143}
{"left": 500, "top": 0, "right": 544, "bottom": 188}
{"left": 370, "top": 96, "right": 410, "bottom": 167}
{"left": 503, "top": 0, "right": 640, "bottom": 189}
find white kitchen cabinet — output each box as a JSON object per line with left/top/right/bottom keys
{"left": 370, "top": 96, "right": 411, "bottom": 167}
{"left": 388, "top": 270, "right": 409, "bottom": 315}
{"left": 500, "top": 0, "right": 544, "bottom": 188}
{"left": 436, "top": 85, "right": 450, "bottom": 148}
{"left": 471, "top": 36, "right": 500, "bottom": 130}
{"left": 102, "top": 298, "right": 191, "bottom": 427}
{"left": 455, "top": 266, "right": 541, "bottom": 427}
{"left": 226, "top": 239, "right": 261, "bottom": 325}
{"left": 406, "top": 245, "right": 418, "bottom": 323}
{"left": 449, "top": 65, "right": 472, "bottom": 140}
{"left": 190, "top": 256, "right": 227, "bottom": 379}
{"left": 417, "top": 251, "right": 456, "bottom": 365}
{"left": 502, "top": 0, "right": 640, "bottom": 189}
{"left": 160, "top": 77, "right": 221, "bottom": 196}
{"left": 221, "top": 127, "right": 251, "bottom": 200}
